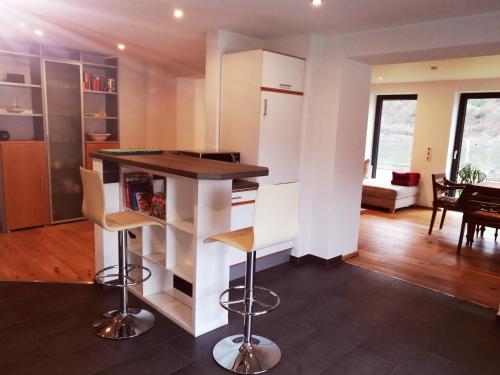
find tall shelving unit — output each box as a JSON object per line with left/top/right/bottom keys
{"left": 0, "top": 40, "right": 120, "bottom": 228}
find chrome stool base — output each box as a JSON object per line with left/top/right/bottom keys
{"left": 92, "top": 308, "right": 155, "bottom": 339}
{"left": 213, "top": 334, "right": 281, "bottom": 374}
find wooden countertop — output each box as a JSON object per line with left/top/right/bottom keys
{"left": 90, "top": 152, "right": 268, "bottom": 180}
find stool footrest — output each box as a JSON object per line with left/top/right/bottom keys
{"left": 94, "top": 264, "right": 152, "bottom": 288}
{"left": 219, "top": 285, "right": 280, "bottom": 317}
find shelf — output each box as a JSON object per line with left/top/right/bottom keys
{"left": 84, "top": 116, "right": 118, "bottom": 120}
{"left": 85, "top": 140, "right": 119, "bottom": 144}
{"left": 0, "top": 49, "right": 40, "bottom": 58}
{"left": 0, "top": 110, "right": 43, "bottom": 117}
{"left": 144, "top": 252, "right": 166, "bottom": 267}
{"left": 83, "top": 90, "right": 118, "bottom": 95}
{"left": 167, "top": 264, "right": 194, "bottom": 283}
{"left": 0, "top": 82, "right": 41, "bottom": 88}
{"left": 167, "top": 220, "right": 194, "bottom": 235}
{"left": 123, "top": 206, "right": 166, "bottom": 225}
{"left": 128, "top": 243, "right": 142, "bottom": 257}
{"left": 145, "top": 290, "right": 193, "bottom": 333}
{"left": 83, "top": 62, "right": 117, "bottom": 69}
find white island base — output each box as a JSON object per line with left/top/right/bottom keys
{"left": 93, "top": 158, "right": 237, "bottom": 337}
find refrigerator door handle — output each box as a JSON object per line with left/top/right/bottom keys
{"left": 263, "top": 99, "right": 268, "bottom": 117}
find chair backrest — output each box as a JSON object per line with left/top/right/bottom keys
{"left": 252, "top": 182, "right": 300, "bottom": 251}
{"left": 80, "top": 167, "right": 107, "bottom": 228}
{"left": 431, "top": 173, "right": 447, "bottom": 201}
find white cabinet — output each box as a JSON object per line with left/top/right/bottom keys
{"left": 261, "top": 51, "right": 305, "bottom": 92}
{"left": 220, "top": 49, "right": 305, "bottom": 186}
{"left": 259, "top": 90, "right": 303, "bottom": 185}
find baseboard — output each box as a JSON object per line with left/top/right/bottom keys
{"left": 289, "top": 254, "right": 342, "bottom": 267}
{"left": 342, "top": 250, "right": 359, "bottom": 261}
{"left": 229, "top": 249, "right": 291, "bottom": 281}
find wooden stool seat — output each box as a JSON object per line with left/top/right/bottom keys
{"left": 105, "top": 211, "right": 162, "bottom": 232}
{"left": 209, "top": 227, "right": 254, "bottom": 252}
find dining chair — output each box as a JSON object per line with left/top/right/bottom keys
{"left": 428, "top": 173, "right": 467, "bottom": 235}
{"left": 457, "top": 185, "right": 500, "bottom": 254}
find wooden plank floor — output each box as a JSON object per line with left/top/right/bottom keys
{"left": 0, "top": 221, "right": 94, "bottom": 283}
{"left": 350, "top": 207, "right": 500, "bottom": 309}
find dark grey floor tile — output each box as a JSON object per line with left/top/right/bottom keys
{"left": 466, "top": 321, "right": 500, "bottom": 374}
{"left": 171, "top": 355, "right": 226, "bottom": 375}
{"left": 37, "top": 322, "right": 102, "bottom": 357}
{"left": 358, "top": 319, "right": 418, "bottom": 364}
{"left": 321, "top": 347, "right": 396, "bottom": 375}
{"left": 391, "top": 348, "right": 466, "bottom": 375}
{"left": 94, "top": 342, "right": 191, "bottom": 375}
{"left": 4, "top": 340, "right": 50, "bottom": 373}
{"left": 287, "top": 320, "right": 369, "bottom": 363}
{"left": 253, "top": 313, "right": 316, "bottom": 350}
{"left": 50, "top": 341, "right": 121, "bottom": 375}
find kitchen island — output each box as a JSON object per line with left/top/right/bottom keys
{"left": 91, "top": 152, "right": 268, "bottom": 337}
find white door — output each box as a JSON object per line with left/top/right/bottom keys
{"left": 258, "top": 90, "right": 303, "bottom": 185}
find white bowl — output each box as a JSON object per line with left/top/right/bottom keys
{"left": 88, "top": 133, "right": 111, "bottom": 141}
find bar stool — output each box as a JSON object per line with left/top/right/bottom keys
{"left": 208, "top": 182, "right": 300, "bottom": 374}
{"left": 80, "top": 167, "right": 162, "bottom": 339}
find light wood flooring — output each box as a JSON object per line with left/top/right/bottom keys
{"left": 0, "top": 221, "right": 94, "bottom": 283}
{"left": 351, "top": 207, "right": 500, "bottom": 309}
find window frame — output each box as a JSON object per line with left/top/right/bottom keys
{"left": 450, "top": 92, "right": 500, "bottom": 182}
{"left": 371, "top": 94, "right": 418, "bottom": 178}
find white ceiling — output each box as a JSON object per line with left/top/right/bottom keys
{"left": 2, "top": 0, "right": 500, "bottom": 76}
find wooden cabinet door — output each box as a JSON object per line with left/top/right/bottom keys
{"left": 85, "top": 142, "right": 119, "bottom": 170}
{"left": 1, "top": 142, "right": 50, "bottom": 230}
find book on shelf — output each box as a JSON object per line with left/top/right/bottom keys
{"left": 123, "top": 172, "right": 152, "bottom": 210}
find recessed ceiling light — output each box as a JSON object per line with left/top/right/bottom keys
{"left": 34, "top": 29, "right": 43, "bottom": 37}
{"left": 117, "top": 43, "right": 126, "bottom": 51}
{"left": 173, "top": 8, "right": 184, "bottom": 18}
{"left": 18, "top": 22, "right": 26, "bottom": 27}
{"left": 311, "top": 0, "right": 323, "bottom": 7}
{"left": 377, "top": 76, "right": 383, "bottom": 80}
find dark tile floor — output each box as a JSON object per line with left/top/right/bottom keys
{"left": 0, "top": 262, "right": 499, "bottom": 375}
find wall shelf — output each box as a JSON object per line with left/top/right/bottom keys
{"left": 83, "top": 90, "right": 118, "bottom": 95}
{"left": 0, "top": 82, "right": 41, "bottom": 88}
{"left": 83, "top": 62, "right": 117, "bottom": 69}
{"left": 84, "top": 116, "right": 118, "bottom": 120}
{"left": 0, "top": 111, "right": 43, "bottom": 117}
{"left": 0, "top": 49, "right": 40, "bottom": 58}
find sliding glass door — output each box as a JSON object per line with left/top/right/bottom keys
{"left": 451, "top": 93, "right": 500, "bottom": 182}
{"left": 371, "top": 95, "right": 417, "bottom": 179}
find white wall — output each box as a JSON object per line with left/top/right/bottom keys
{"left": 119, "top": 58, "right": 178, "bottom": 150}
{"left": 119, "top": 57, "right": 146, "bottom": 148}
{"left": 370, "top": 78, "right": 500, "bottom": 207}
{"left": 177, "top": 78, "right": 205, "bottom": 150}
{"left": 205, "top": 30, "right": 264, "bottom": 149}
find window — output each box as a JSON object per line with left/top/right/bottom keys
{"left": 451, "top": 92, "right": 500, "bottom": 182}
{"left": 371, "top": 95, "right": 417, "bottom": 179}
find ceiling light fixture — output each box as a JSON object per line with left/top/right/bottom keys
{"left": 311, "top": 0, "right": 323, "bottom": 7}
{"left": 173, "top": 8, "right": 184, "bottom": 18}
{"left": 18, "top": 22, "right": 26, "bottom": 27}
{"left": 377, "top": 76, "right": 383, "bottom": 80}
{"left": 117, "top": 43, "right": 126, "bottom": 51}
{"left": 34, "top": 29, "right": 43, "bottom": 37}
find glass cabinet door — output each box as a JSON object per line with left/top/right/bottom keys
{"left": 44, "top": 61, "right": 83, "bottom": 221}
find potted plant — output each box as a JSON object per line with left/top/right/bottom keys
{"left": 458, "top": 163, "right": 487, "bottom": 184}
